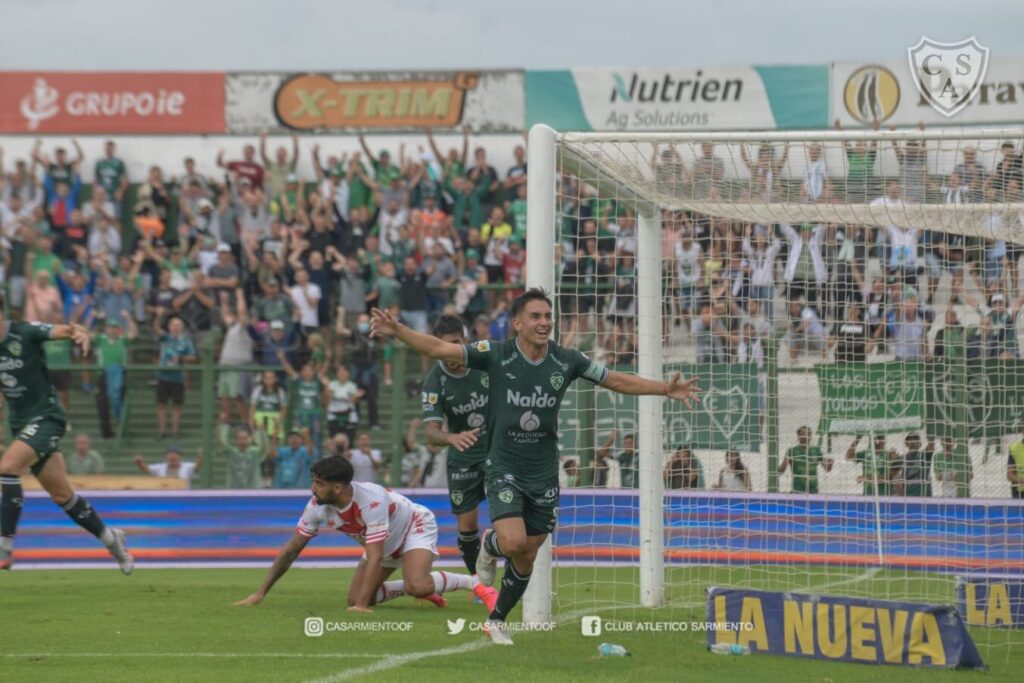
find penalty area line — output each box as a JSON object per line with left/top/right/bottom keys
{"left": 305, "top": 639, "right": 490, "bottom": 683}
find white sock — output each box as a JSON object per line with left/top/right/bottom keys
{"left": 0, "top": 536, "right": 12, "bottom": 552}
{"left": 432, "top": 571, "right": 475, "bottom": 594}
{"left": 99, "top": 527, "right": 116, "bottom": 547}
{"left": 374, "top": 580, "right": 406, "bottom": 605}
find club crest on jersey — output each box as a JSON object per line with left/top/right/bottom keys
{"left": 7, "top": 341, "right": 21, "bottom": 357}
{"left": 481, "top": 374, "right": 489, "bottom": 388}
{"left": 550, "top": 372, "right": 564, "bottom": 391}
{"left": 498, "top": 489, "right": 514, "bottom": 504}
{"left": 475, "top": 340, "right": 490, "bottom": 353}
{"left": 450, "top": 491, "right": 464, "bottom": 506}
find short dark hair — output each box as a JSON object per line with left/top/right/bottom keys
{"left": 311, "top": 455, "right": 354, "bottom": 484}
{"left": 433, "top": 314, "right": 466, "bottom": 338}
{"left": 510, "top": 287, "right": 552, "bottom": 318}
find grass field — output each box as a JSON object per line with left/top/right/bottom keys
{"left": 2, "top": 566, "right": 1022, "bottom": 682}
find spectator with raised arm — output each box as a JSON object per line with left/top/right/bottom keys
{"left": 134, "top": 445, "right": 203, "bottom": 488}
{"left": 217, "top": 419, "right": 268, "bottom": 490}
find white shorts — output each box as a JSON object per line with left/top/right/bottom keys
{"left": 376, "top": 504, "right": 440, "bottom": 569}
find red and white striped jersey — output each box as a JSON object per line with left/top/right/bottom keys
{"left": 296, "top": 481, "right": 424, "bottom": 559}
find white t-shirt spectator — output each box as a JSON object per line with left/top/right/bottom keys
{"left": 327, "top": 379, "right": 360, "bottom": 416}
{"left": 675, "top": 241, "right": 703, "bottom": 286}
{"left": 886, "top": 226, "right": 919, "bottom": 269}
{"left": 148, "top": 462, "right": 197, "bottom": 482}
{"left": 289, "top": 283, "right": 322, "bottom": 328}
{"left": 803, "top": 158, "right": 827, "bottom": 201}
{"left": 350, "top": 448, "right": 383, "bottom": 483}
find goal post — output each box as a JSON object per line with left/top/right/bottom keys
{"left": 523, "top": 122, "right": 1024, "bottom": 661}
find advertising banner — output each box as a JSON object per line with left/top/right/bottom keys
{"left": 815, "top": 362, "right": 924, "bottom": 435}
{"left": 527, "top": 66, "right": 829, "bottom": 131}
{"left": 559, "top": 363, "right": 760, "bottom": 454}
{"left": 226, "top": 71, "right": 524, "bottom": 133}
{"left": 707, "top": 587, "right": 985, "bottom": 669}
{"left": 832, "top": 56, "right": 1024, "bottom": 127}
{"left": 957, "top": 577, "right": 1024, "bottom": 628}
{"left": 0, "top": 72, "right": 225, "bottom": 134}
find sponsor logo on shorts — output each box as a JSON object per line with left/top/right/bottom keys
{"left": 498, "top": 489, "right": 514, "bottom": 504}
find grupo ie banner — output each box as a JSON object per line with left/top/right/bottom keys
{"left": 226, "top": 71, "right": 524, "bottom": 134}
{"left": 832, "top": 57, "right": 1024, "bottom": 127}
{"left": 0, "top": 72, "right": 225, "bottom": 134}
{"left": 707, "top": 587, "right": 985, "bottom": 669}
{"left": 559, "top": 363, "right": 760, "bottom": 454}
{"left": 526, "top": 66, "right": 829, "bottom": 131}
{"left": 816, "top": 362, "right": 924, "bottom": 435}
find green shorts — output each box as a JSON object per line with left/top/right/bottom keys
{"left": 486, "top": 474, "right": 559, "bottom": 536}
{"left": 15, "top": 415, "right": 67, "bottom": 476}
{"left": 447, "top": 460, "right": 486, "bottom": 515}
{"left": 217, "top": 370, "right": 242, "bottom": 398}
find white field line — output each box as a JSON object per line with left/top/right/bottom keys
{"left": 0, "top": 653, "right": 381, "bottom": 659}
{"left": 304, "top": 640, "right": 490, "bottom": 683}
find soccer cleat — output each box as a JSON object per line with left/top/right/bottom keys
{"left": 476, "top": 530, "right": 498, "bottom": 587}
{"left": 473, "top": 583, "right": 499, "bottom": 612}
{"left": 108, "top": 528, "right": 134, "bottom": 575}
{"left": 0, "top": 546, "right": 12, "bottom": 571}
{"left": 483, "top": 619, "right": 513, "bottom": 645}
{"left": 422, "top": 593, "right": 448, "bottom": 608}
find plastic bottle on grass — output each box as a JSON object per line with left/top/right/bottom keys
{"left": 708, "top": 643, "right": 750, "bottom": 655}
{"left": 598, "top": 643, "right": 630, "bottom": 657}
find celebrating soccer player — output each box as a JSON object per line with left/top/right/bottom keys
{"left": 235, "top": 455, "right": 487, "bottom": 610}
{"left": 420, "top": 315, "right": 499, "bottom": 610}
{"left": 371, "top": 288, "right": 700, "bottom": 644}
{"left": 0, "top": 313, "right": 133, "bottom": 572}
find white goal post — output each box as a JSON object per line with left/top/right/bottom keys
{"left": 521, "top": 123, "right": 1024, "bottom": 626}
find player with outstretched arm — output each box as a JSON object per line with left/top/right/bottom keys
{"left": 0, "top": 312, "right": 133, "bottom": 572}
{"left": 371, "top": 288, "right": 700, "bottom": 644}
{"left": 235, "top": 455, "right": 488, "bottom": 610}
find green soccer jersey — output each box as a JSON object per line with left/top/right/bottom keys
{"left": 0, "top": 321, "right": 65, "bottom": 431}
{"left": 251, "top": 386, "right": 285, "bottom": 413}
{"left": 292, "top": 377, "right": 324, "bottom": 417}
{"left": 855, "top": 448, "right": 892, "bottom": 496}
{"left": 421, "top": 362, "right": 490, "bottom": 467}
{"left": 218, "top": 423, "right": 267, "bottom": 489}
{"left": 95, "top": 158, "right": 126, "bottom": 197}
{"left": 94, "top": 334, "right": 129, "bottom": 367}
{"left": 463, "top": 338, "right": 608, "bottom": 487}
{"left": 785, "top": 444, "right": 823, "bottom": 494}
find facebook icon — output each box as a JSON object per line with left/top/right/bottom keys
{"left": 581, "top": 616, "right": 602, "bottom": 636}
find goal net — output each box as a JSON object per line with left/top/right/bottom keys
{"left": 524, "top": 126, "right": 1024, "bottom": 661}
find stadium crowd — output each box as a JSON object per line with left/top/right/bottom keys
{"left": 1, "top": 128, "right": 1023, "bottom": 498}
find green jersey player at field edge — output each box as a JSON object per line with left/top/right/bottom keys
{"left": 420, "top": 315, "right": 499, "bottom": 612}
{"left": 371, "top": 289, "right": 700, "bottom": 644}
{"left": 0, "top": 313, "right": 133, "bottom": 573}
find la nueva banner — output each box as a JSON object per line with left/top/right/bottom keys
{"left": 526, "top": 66, "right": 829, "bottom": 131}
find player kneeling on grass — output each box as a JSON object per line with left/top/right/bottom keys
{"left": 235, "top": 455, "right": 488, "bottom": 611}
{"left": 371, "top": 288, "right": 700, "bottom": 644}
{"left": 0, "top": 314, "right": 133, "bottom": 573}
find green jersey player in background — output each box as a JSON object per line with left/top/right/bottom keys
{"left": 420, "top": 315, "right": 498, "bottom": 611}
{"left": 372, "top": 289, "right": 699, "bottom": 644}
{"left": 0, "top": 312, "right": 133, "bottom": 572}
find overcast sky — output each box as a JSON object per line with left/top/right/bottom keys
{"left": 2, "top": 0, "right": 1021, "bottom": 69}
